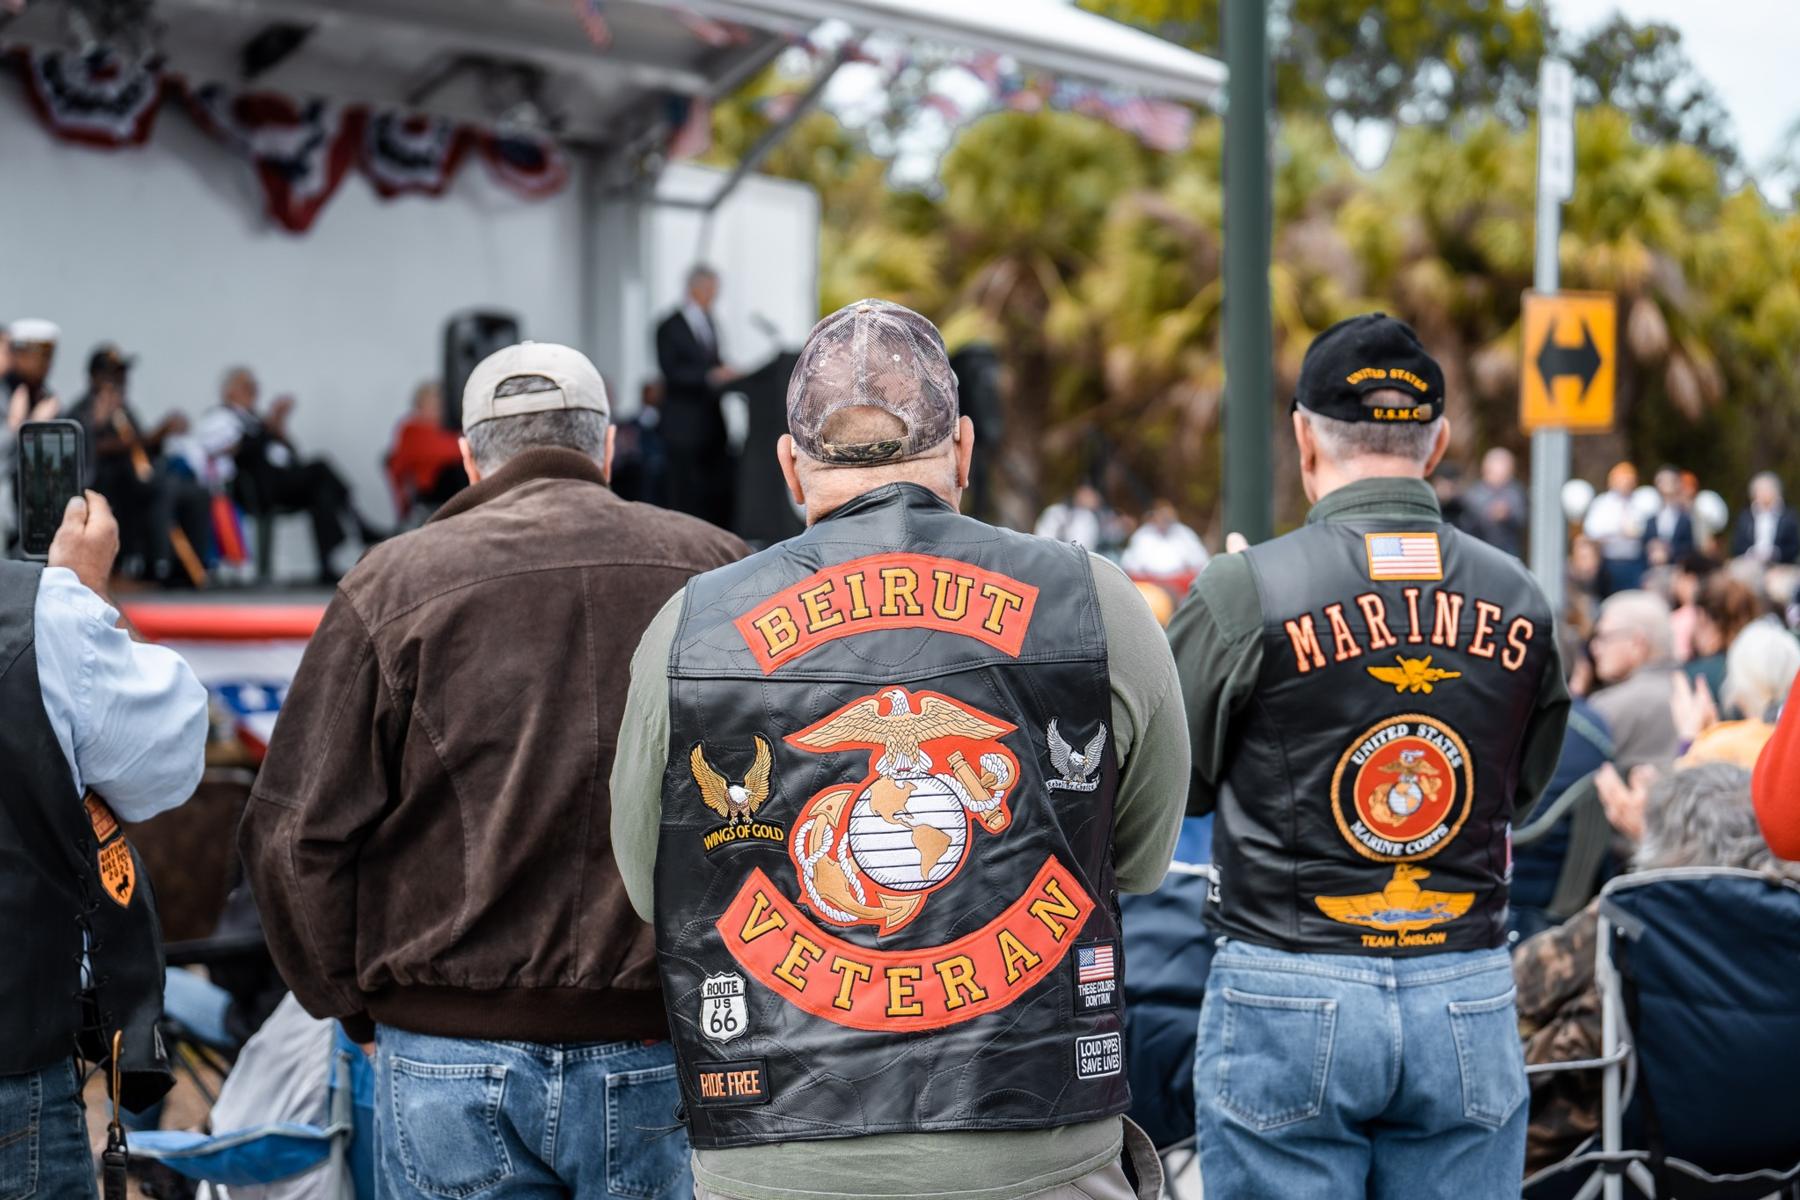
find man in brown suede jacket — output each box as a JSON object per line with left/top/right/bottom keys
{"left": 239, "top": 341, "right": 745, "bottom": 1200}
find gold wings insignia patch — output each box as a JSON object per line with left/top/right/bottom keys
{"left": 1366, "top": 653, "right": 1462, "bottom": 695}
{"left": 691, "top": 736, "right": 774, "bottom": 826}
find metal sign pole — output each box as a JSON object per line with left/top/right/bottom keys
{"left": 1528, "top": 58, "right": 1574, "bottom": 613}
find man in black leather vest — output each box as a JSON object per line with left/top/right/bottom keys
{"left": 1169, "top": 315, "right": 1570, "bottom": 1198}
{"left": 1, "top": 491, "right": 208, "bottom": 1198}
{"left": 612, "top": 300, "right": 1190, "bottom": 1200}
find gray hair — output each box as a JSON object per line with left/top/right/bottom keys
{"left": 1721, "top": 620, "right": 1800, "bottom": 720}
{"left": 1752, "top": 471, "right": 1783, "bottom": 500}
{"left": 465, "top": 408, "right": 606, "bottom": 472}
{"left": 1597, "top": 589, "right": 1674, "bottom": 660}
{"left": 1303, "top": 388, "right": 1444, "bottom": 466}
{"left": 1636, "top": 763, "right": 1798, "bottom": 878}
{"left": 687, "top": 263, "right": 718, "bottom": 287}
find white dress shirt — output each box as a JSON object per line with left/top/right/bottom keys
{"left": 1120, "top": 522, "right": 1210, "bottom": 577}
{"left": 34, "top": 567, "right": 209, "bottom": 821}
{"left": 682, "top": 300, "right": 716, "bottom": 354}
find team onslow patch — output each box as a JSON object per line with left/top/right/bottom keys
{"left": 1313, "top": 864, "right": 1474, "bottom": 949}
{"left": 1329, "top": 714, "right": 1474, "bottom": 863}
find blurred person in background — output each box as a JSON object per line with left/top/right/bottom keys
{"left": 194, "top": 367, "right": 386, "bottom": 584}
{"left": 1461, "top": 446, "right": 1527, "bottom": 557}
{"left": 1684, "top": 573, "right": 1763, "bottom": 708}
{"left": 0, "top": 490, "right": 209, "bottom": 1197}
{"left": 68, "top": 345, "right": 209, "bottom": 585}
{"left": 1643, "top": 465, "right": 1696, "bottom": 567}
{"left": 1672, "top": 622, "right": 1800, "bottom": 766}
{"left": 384, "top": 379, "right": 468, "bottom": 524}
{"left": 2, "top": 317, "right": 60, "bottom": 418}
{"left": 1666, "top": 553, "right": 1719, "bottom": 662}
{"left": 1588, "top": 590, "right": 1680, "bottom": 771}
{"left": 1564, "top": 535, "right": 1605, "bottom": 637}
{"left": 1120, "top": 498, "right": 1208, "bottom": 577}
{"left": 1515, "top": 762, "right": 1798, "bottom": 1171}
{"left": 1582, "top": 462, "right": 1647, "bottom": 594}
{"left": 656, "top": 264, "right": 741, "bottom": 528}
{"left": 1732, "top": 472, "right": 1799, "bottom": 565}
{"left": 241, "top": 342, "right": 746, "bottom": 1199}
{"left": 1035, "top": 482, "right": 1121, "bottom": 551}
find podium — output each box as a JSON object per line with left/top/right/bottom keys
{"left": 731, "top": 351, "right": 803, "bottom": 547}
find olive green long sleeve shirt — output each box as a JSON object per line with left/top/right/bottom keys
{"left": 1168, "top": 476, "right": 1570, "bottom": 823}
{"left": 610, "top": 552, "right": 1189, "bottom": 1200}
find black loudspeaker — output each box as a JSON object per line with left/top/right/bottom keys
{"left": 441, "top": 310, "right": 522, "bottom": 430}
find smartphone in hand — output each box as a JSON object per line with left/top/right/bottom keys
{"left": 18, "top": 419, "right": 85, "bottom": 560}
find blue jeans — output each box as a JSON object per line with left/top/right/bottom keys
{"left": 375, "top": 1028, "right": 691, "bottom": 1199}
{"left": 0, "top": 1059, "right": 98, "bottom": 1200}
{"left": 1194, "top": 940, "right": 1526, "bottom": 1200}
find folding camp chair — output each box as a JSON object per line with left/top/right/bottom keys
{"left": 1522, "top": 868, "right": 1800, "bottom": 1200}
{"left": 128, "top": 1024, "right": 376, "bottom": 1199}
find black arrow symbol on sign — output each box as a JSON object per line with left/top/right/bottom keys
{"left": 1536, "top": 317, "right": 1602, "bottom": 402}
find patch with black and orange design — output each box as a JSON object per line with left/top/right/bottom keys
{"left": 85, "top": 793, "right": 135, "bottom": 907}
{"left": 1329, "top": 715, "right": 1474, "bottom": 863}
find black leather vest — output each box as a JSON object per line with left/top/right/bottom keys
{"left": 657, "top": 484, "right": 1129, "bottom": 1149}
{"left": 1212, "top": 513, "right": 1555, "bottom": 956}
{"left": 0, "top": 562, "right": 170, "bottom": 1109}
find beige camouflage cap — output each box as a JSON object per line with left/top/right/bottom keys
{"left": 785, "top": 299, "right": 959, "bottom": 465}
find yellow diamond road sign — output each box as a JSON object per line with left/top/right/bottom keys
{"left": 1521, "top": 290, "right": 1616, "bottom": 433}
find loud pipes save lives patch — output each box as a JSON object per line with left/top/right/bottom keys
{"left": 1076, "top": 1032, "right": 1122, "bottom": 1080}
{"left": 1073, "top": 939, "right": 1118, "bottom": 1012}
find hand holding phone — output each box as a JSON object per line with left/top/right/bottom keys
{"left": 47, "top": 490, "right": 119, "bottom": 596}
{"left": 18, "top": 418, "right": 87, "bottom": 560}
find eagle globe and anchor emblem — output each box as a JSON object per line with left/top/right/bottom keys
{"left": 786, "top": 687, "right": 1021, "bottom": 934}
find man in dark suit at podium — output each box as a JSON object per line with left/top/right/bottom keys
{"left": 655, "top": 265, "right": 740, "bottom": 528}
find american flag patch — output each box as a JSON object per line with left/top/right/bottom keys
{"left": 1076, "top": 943, "right": 1116, "bottom": 984}
{"left": 1365, "top": 532, "right": 1444, "bottom": 581}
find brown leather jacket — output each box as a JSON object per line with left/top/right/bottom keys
{"left": 240, "top": 448, "right": 746, "bottom": 1043}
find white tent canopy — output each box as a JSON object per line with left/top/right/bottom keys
{"left": 688, "top": 0, "right": 1225, "bottom": 105}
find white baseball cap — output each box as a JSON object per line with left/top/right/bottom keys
{"left": 461, "top": 341, "right": 610, "bottom": 430}
{"left": 7, "top": 318, "right": 61, "bottom": 346}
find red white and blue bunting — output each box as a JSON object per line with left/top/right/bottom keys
{"left": 12, "top": 45, "right": 164, "bottom": 147}
{"left": 2, "top": 45, "right": 577, "bottom": 232}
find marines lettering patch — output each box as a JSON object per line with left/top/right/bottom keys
{"left": 1075, "top": 1032, "right": 1122, "bottom": 1080}
{"left": 1329, "top": 714, "right": 1474, "bottom": 863}
{"left": 694, "top": 1058, "right": 771, "bottom": 1106}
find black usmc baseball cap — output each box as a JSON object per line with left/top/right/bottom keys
{"left": 1294, "top": 313, "right": 1445, "bottom": 424}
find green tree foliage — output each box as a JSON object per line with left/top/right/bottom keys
{"left": 710, "top": 20, "right": 1799, "bottom": 532}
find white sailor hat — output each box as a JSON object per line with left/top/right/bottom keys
{"left": 7, "top": 318, "right": 62, "bottom": 346}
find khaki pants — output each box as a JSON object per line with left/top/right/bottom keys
{"left": 694, "top": 1118, "right": 1164, "bottom": 1200}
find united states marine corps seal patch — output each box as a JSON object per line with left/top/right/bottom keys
{"left": 1329, "top": 714, "right": 1474, "bottom": 863}
{"left": 783, "top": 687, "right": 1020, "bottom": 934}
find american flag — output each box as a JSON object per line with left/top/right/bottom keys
{"left": 1076, "top": 943, "right": 1116, "bottom": 984}
{"left": 574, "top": 0, "right": 611, "bottom": 50}
{"left": 1365, "top": 533, "right": 1444, "bottom": 581}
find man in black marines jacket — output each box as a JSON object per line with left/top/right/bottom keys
{"left": 1168, "top": 315, "right": 1570, "bottom": 1198}
{"left": 612, "top": 300, "right": 1190, "bottom": 1200}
